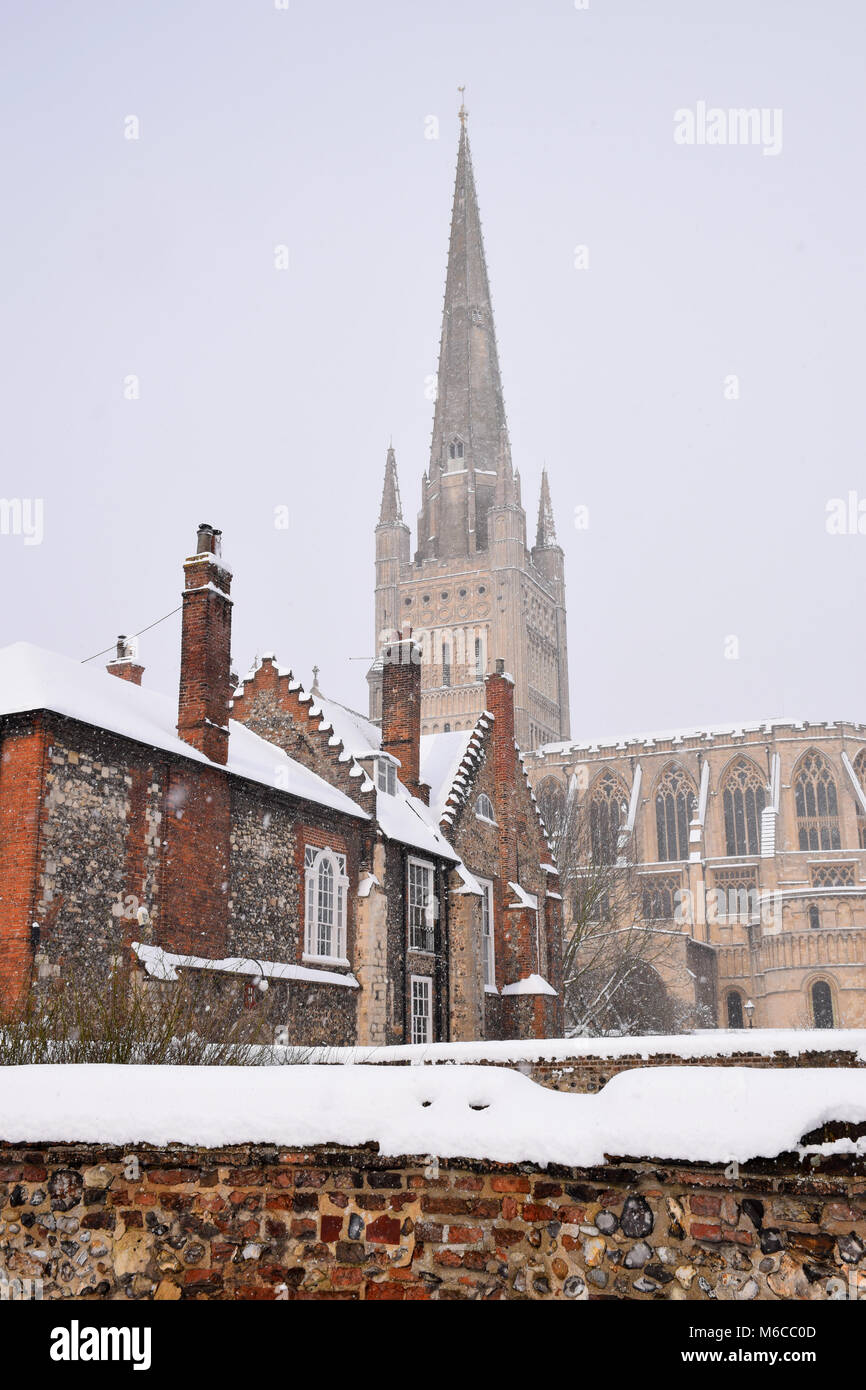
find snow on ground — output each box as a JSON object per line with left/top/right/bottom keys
{"left": 289, "top": 1028, "right": 866, "bottom": 1067}
{"left": 0, "top": 1064, "right": 864, "bottom": 1166}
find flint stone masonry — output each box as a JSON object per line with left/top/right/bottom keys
{"left": 0, "top": 1141, "right": 864, "bottom": 1301}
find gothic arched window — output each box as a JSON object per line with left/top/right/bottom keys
{"left": 726, "top": 991, "right": 744, "bottom": 1029}
{"left": 588, "top": 770, "right": 628, "bottom": 864}
{"left": 655, "top": 765, "right": 696, "bottom": 862}
{"left": 475, "top": 793, "right": 495, "bottom": 822}
{"left": 722, "top": 758, "right": 766, "bottom": 857}
{"left": 442, "top": 640, "right": 451, "bottom": 687}
{"left": 794, "top": 750, "right": 840, "bottom": 851}
{"left": 853, "top": 749, "right": 866, "bottom": 849}
{"left": 448, "top": 437, "right": 465, "bottom": 462}
{"left": 811, "top": 979, "right": 834, "bottom": 1029}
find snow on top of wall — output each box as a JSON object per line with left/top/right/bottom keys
{"left": 294, "top": 1029, "right": 866, "bottom": 1066}
{"left": 132, "top": 943, "right": 358, "bottom": 989}
{"left": 507, "top": 882, "right": 538, "bottom": 911}
{"left": 534, "top": 718, "right": 866, "bottom": 759}
{"left": 501, "top": 974, "right": 557, "bottom": 997}
{"left": 0, "top": 643, "right": 368, "bottom": 821}
{"left": 0, "top": 1064, "right": 864, "bottom": 1166}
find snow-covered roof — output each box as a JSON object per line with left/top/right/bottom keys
{"left": 0, "top": 643, "right": 368, "bottom": 822}
{"left": 375, "top": 785, "right": 460, "bottom": 862}
{"left": 308, "top": 686, "right": 459, "bottom": 862}
{"left": 420, "top": 729, "right": 475, "bottom": 820}
{"left": 2, "top": 1063, "right": 865, "bottom": 1167}
{"left": 307, "top": 691, "right": 382, "bottom": 759}
{"left": 132, "top": 943, "right": 358, "bottom": 989}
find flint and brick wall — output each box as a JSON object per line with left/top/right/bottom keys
{"left": 514, "top": 1047, "right": 866, "bottom": 1094}
{"left": 1, "top": 1139, "right": 863, "bottom": 1301}
{"left": 0, "top": 712, "right": 367, "bottom": 1043}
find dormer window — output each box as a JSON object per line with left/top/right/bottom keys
{"left": 475, "top": 793, "right": 496, "bottom": 823}
{"left": 376, "top": 758, "right": 397, "bottom": 796}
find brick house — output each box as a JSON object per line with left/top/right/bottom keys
{"left": 0, "top": 525, "right": 562, "bottom": 1045}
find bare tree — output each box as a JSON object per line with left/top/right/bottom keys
{"left": 536, "top": 777, "right": 694, "bottom": 1036}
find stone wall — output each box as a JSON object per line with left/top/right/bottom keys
{"left": 517, "top": 1047, "right": 866, "bottom": 1094}
{"left": 0, "top": 1138, "right": 863, "bottom": 1301}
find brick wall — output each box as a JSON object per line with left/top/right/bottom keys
{"left": 1, "top": 1138, "right": 862, "bottom": 1300}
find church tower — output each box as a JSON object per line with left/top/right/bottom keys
{"left": 369, "top": 103, "right": 570, "bottom": 750}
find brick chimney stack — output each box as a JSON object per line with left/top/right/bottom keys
{"left": 106, "top": 635, "right": 145, "bottom": 686}
{"left": 381, "top": 631, "right": 429, "bottom": 803}
{"left": 177, "top": 523, "right": 233, "bottom": 765}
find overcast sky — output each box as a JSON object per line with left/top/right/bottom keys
{"left": 1, "top": 0, "right": 864, "bottom": 740}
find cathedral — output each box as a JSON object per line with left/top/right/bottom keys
{"left": 368, "top": 106, "right": 571, "bottom": 752}
{"left": 365, "top": 105, "right": 866, "bottom": 1035}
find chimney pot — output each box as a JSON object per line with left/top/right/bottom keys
{"left": 196, "top": 523, "right": 222, "bottom": 556}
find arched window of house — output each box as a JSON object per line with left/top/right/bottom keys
{"left": 811, "top": 979, "right": 834, "bottom": 1029}
{"left": 794, "top": 750, "right": 840, "bottom": 851}
{"left": 588, "top": 770, "right": 629, "bottom": 864}
{"left": 809, "top": 903, "right": 820, "bottom": 930}
{"left": 853, "top": 749, "right": 866, "bottom": 849}
{"left": 655, "top": 764, "right": 697, "bottom": 862}
{"left": 304, "top": 847, "right": 348, "bottom": 961}
{"left": 722, "top": 758, "right": 766, "bottom": 856}
{"left": 726, "top": 991, "right": 744, "bottom": 1029}
{"left": 475, "top": 793, "right": 496, "bottom": 823}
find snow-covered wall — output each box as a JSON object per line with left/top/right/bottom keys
{"left": 0, "top": 1062, "right": 864, "bottom": 1302}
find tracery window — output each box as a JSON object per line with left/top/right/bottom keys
{"left": 448, "top": 438, "right": 465, "bottom": 461}
{"left": 640, "top": 873, "right": 681, "bottom": 921}
{"left": 654, "top": 765, "right": 696, "bottom": 862}
{"left": 722, "top": 758, "right": 766, "bottom": 857}
{"left": 588, "top": 770, "right": 628, "bottom": 864}
{"left": 810, "top": 863, "right": 855, "bottom": 888}
{"left": 794, "top": 750, "right": 840, "bottom": 851}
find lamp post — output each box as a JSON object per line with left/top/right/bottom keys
{"left": 745, "top": 998, "right": 755, "bottom": 1029}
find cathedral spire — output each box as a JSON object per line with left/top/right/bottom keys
{"left": 378, "top": 443, "right": 404, "bottom": 525}
{"left": 535, "top": 468, "right": 558, "bottom": 548}
{"left": 428, "top": 107, "right": 510, "bottom": 482}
